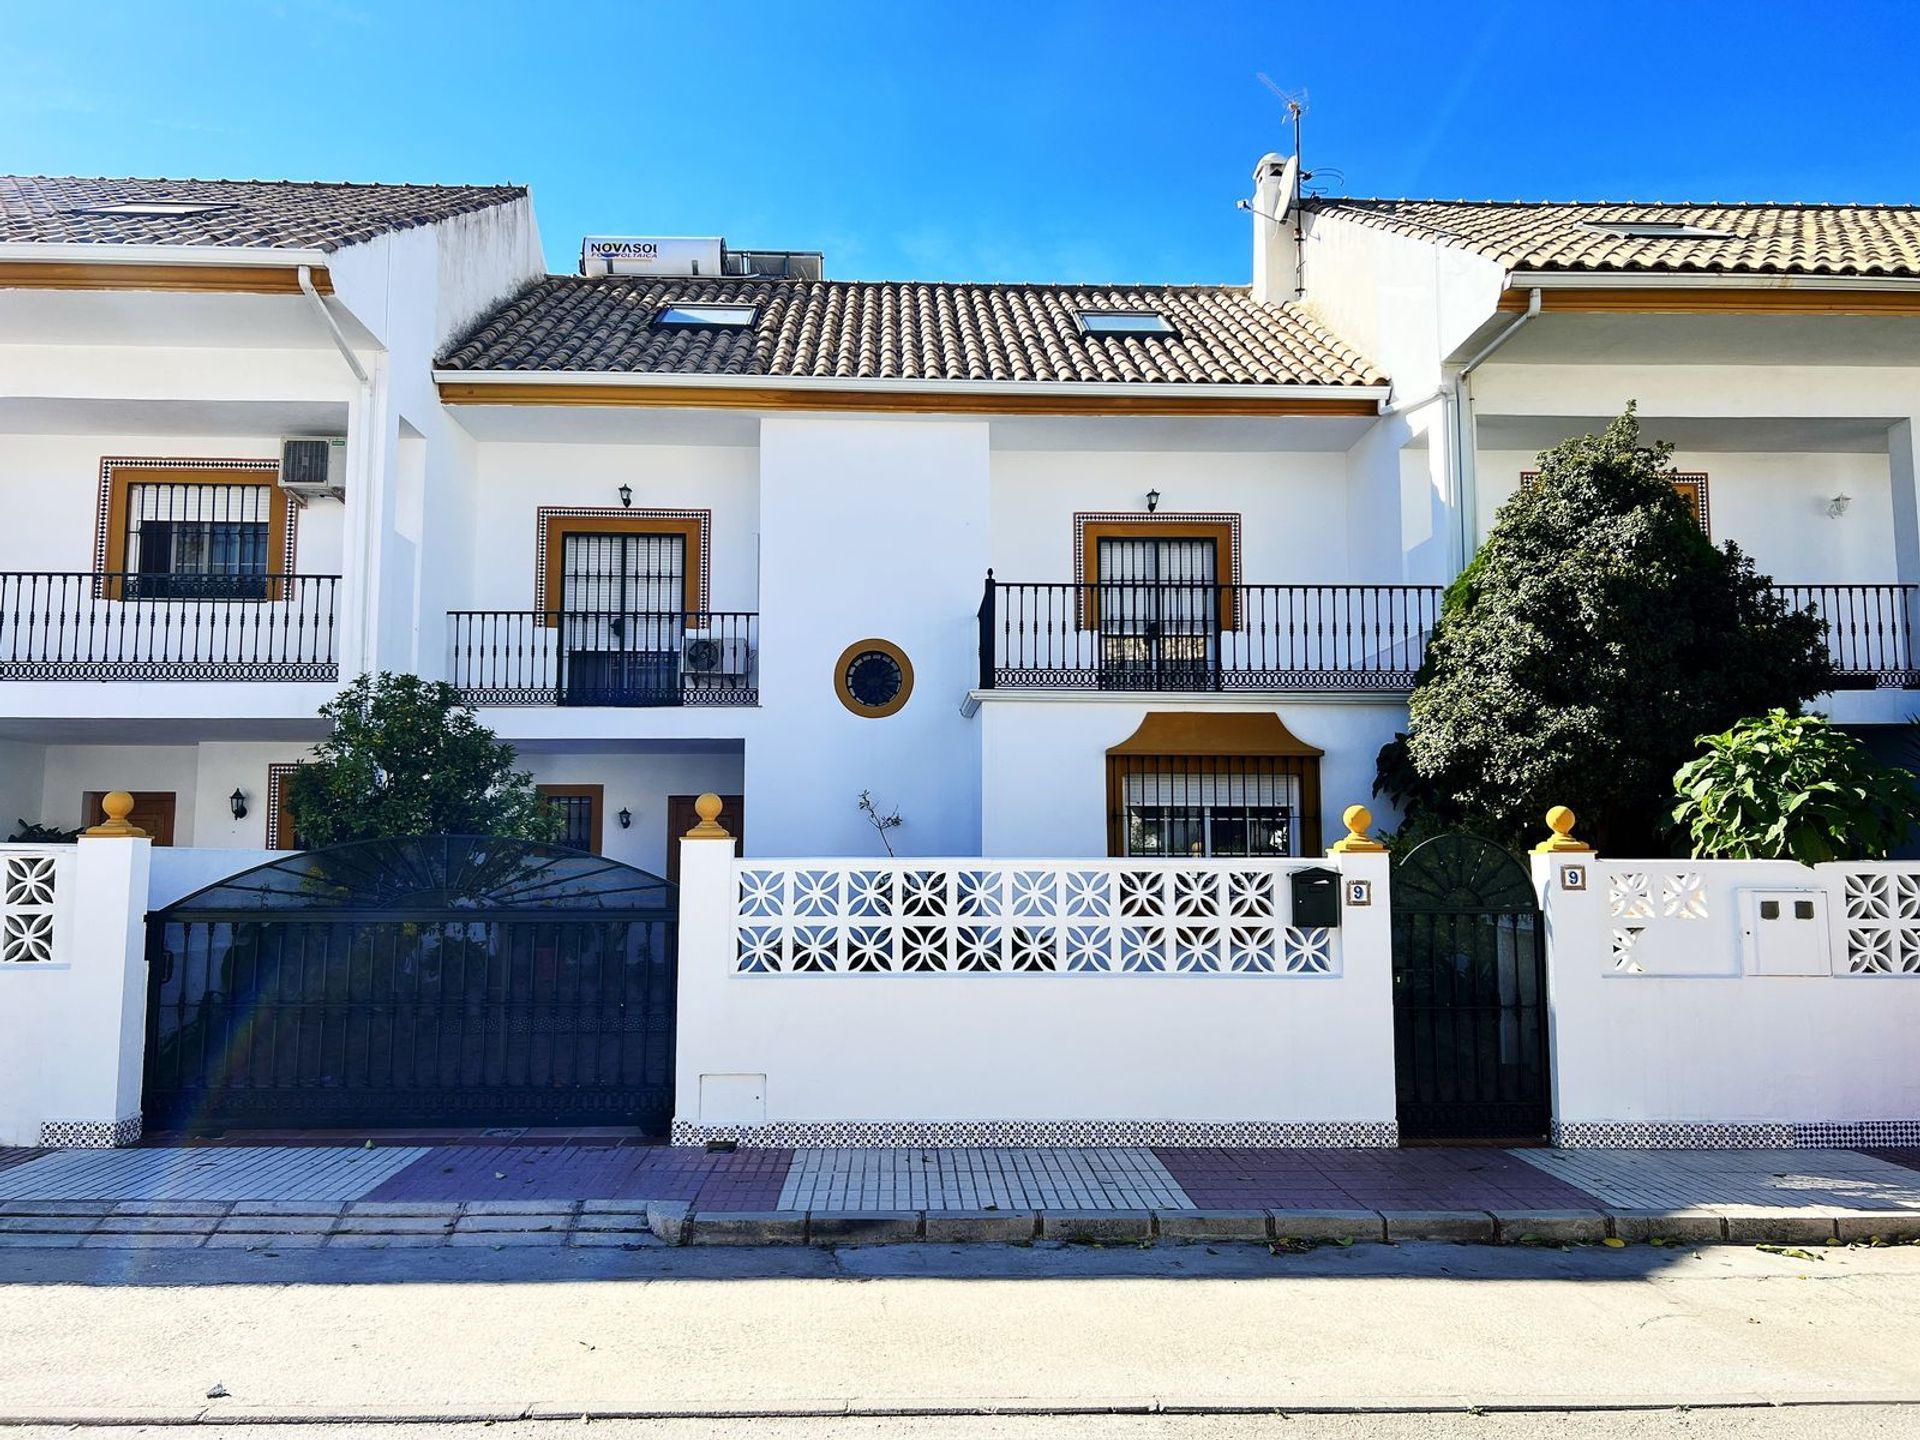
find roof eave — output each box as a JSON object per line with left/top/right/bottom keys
{"left": 432, "top": 372, "right": 1397, "bottom": 416}
{"left": 432, "top": 370, "right": 1390, "bottom": 417}
{"left": 0, "top": 241, "right": 332, "bottom": 267}
{"left": 1507, "top": 269, "right": 1920, "bottom": 292}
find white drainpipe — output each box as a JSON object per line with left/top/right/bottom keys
{"left": 1450, "top": 286, "right": 1542, "bottom": 567}
{"left": 298, "top": 264, "right": 377, "bottom": 674}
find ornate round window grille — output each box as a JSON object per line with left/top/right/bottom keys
{"left": 834, "top": 638, "right": 914, "bottom": 718}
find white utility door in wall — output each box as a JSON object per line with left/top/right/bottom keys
{"left": 559, "top": 531, "right": 687, "bottom": 705}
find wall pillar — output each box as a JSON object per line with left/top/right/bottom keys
{"left": 670, "top": 796, "right": 750, "bottom": 1144}
{"left": 0, "top": 826, "right": 151, "bottom": 1148}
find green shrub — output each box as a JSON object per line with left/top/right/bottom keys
{"left": 1671, "top": 710, "right": 1918, "bottom": 863}
{"left": 1384, "top": 404, "right": 1833, "bottom": 853}
{"left": 287, "top": 672, "right": 563, "bottom": 846}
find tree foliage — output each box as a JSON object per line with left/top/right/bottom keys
{"left": 286, "top": 672, "right": 563, "bottom": 847}
{"left": 1672, "top": 710, "right": 1917, "bottom": 863}
{"left": 1383, "top": 406, "right": 1833, "bottom": 854}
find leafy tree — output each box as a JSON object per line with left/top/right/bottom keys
{"left": 1673, "top": 710, "right": 1917, "bottom": 863}
{"left": 286, "top": 672, "right": 563, "bottom": 846}
{"left": 1383, "top": 406, "right": 1833, "bottom": 854}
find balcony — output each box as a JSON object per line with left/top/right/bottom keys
{"left": 978, "top": 578, "right": 1444, "bottom": 694}
{"left": 449, "top": 610, "right": 759, "bottom": 706}
{"left": 1776, "top": 584, "right": 1919, "bottom": 690}
{"left": 0, "top": 572, "right": 340, "bottom": 681}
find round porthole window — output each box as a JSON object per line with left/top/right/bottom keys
{"left": 834, "top": 638, "right": 914, "bottom": 718}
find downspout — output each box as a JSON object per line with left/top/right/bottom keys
{"left": 298, "top": 265, "right": 368, "bottom": 385}
{"left": 298, "top": 264, "right": 376, "bottom": 674}
{"left": 1450, "top": 286, "right": 1541, "bottom": 568}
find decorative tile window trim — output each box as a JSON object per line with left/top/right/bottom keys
{"left": 92, "top": 457, "right": 295, "bottom": 595}
{"left": 1839, "top": 869, "right": 1920, "bottom": 975}
{"left": 670, "top": 1118, "right": 1398, "bottom": 1148}
{"left": 1071, "top": 510, "right": 1244, "bottom": 631}
{"left": 38, "top": 1115, "right": 142, "bottom": 1149}
{"left": 1, "top": 848, "right": 69, "bottom": 966}
{"left": 732, "top": 859, "right": 1337, "bottom": 976}
{"left": 265, "top": 762, "right": 308, "bottom": 850}
{"left": 1521, "top": 469, "right": 1709, "bottom": 536}
{"left": 532, "top": 505, "right": 712, "bottom": 614}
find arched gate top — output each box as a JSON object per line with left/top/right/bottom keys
{"left": 158, "top": 835, "right": 675, "bottom": 918}
{"left": 1391, "top": 833, "right": 1538, "bottom": 914}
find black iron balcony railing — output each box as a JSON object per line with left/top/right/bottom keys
{"left": 978, "top": 576, "right": 1445, "bottom": 693}
{"left": 449, "top": 609, "right": 759, "bottom": 706}
{"left": 0, "top": 572, "right": 340, "bottom": 681}
{"left": 1775, "top": 583, "right": 1920, "bottom": 690}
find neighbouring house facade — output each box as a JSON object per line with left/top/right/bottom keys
{"left": 3, "top": 159, "right": 1919, "bottom": 872}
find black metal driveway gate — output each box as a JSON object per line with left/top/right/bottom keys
{"left": 144, "top": 837, "right": 678, "bottom": 1132}
{"left": 1389, "top": 834, "right": 1550, "bottom": 1142}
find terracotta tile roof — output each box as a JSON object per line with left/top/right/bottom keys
{"left": 1310, "top": 199, "right": 1920, "bottom": 278}
{"left": 0, "top": 176, "right": 525, "bottom": 253}
{"left": 438, "top": 276, "right": 1384, "bottom": 387}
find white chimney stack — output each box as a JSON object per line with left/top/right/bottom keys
{"left": 1250, "top": 152, "right": 1301, "bottom": 304}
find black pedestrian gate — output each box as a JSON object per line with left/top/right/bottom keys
{"left": 144, "top": 836, "right": 678, "bottom": 1132}
{"left": 1389, "top": 833, "right": 1550, "bottom": 1141}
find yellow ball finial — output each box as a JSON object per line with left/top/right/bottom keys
{"left": 83, "top": 790, "right": 148, "bottom": 838}
{"left": 1328, "top": 803, "right": 1386, "bottom": 854}
{"left": 1533, "top": 805, "right": 1592, "bottom": 853}
{"left": 684, "top": 792, "right": 731, "bottom": 840}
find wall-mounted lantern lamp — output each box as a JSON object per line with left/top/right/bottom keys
{"left": 1828, "top": 493, "right": 1852, "bottom": 518}
{"left": 618, "top": 807, "right": 633, "bottom": 830}
{"left": 618, "top": 482, "right": 634, "bottom": 509}
{"left": 1145, "top": 488, "right": 1161, "bottom": 513}
{"left": 229, "top": 788, "right": 248, "bottom": 821}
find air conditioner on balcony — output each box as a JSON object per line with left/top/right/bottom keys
{"left": 279, "top": 437, "right": 347, "bottom": 502}
{"left": 682, "top": 633, "right": 753, "bottom": 679}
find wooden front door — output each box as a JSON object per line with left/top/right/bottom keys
{"left": 665, "top": 793, "right": 743, "bottom": 884}
{"left": 82, "top": 791, "right": 176, "bottom": 845}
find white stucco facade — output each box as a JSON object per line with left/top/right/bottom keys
{"left": 5, "top": 160, "right": 1920, "bottom": 881}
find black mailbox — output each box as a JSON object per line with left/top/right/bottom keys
{"left": 1290, "top": 866, "right": 1341, "bottom": 928}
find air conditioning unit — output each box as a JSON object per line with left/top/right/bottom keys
{"left": 682, "top": 633, "right": 753, "bottom": 679}
{"left": 279, "top": 437, "right": 346, "bottom": 501}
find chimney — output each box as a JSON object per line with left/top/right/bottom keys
{"left": 1250, "top": 152, "right": 1301, "bottom": 304}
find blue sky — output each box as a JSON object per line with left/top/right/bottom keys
{"left": 5, "top": 0, "right": 1918, "bottom": 283}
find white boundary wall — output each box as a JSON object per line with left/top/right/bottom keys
{"left": 0, "top": 837, "right": 149, "bottom": 1148}
{"left": 672, "top": 834, "right": 1396, "bottom": 1146}
{"left": 1537, "top": 855, "right": 1920, "bottom": 1147}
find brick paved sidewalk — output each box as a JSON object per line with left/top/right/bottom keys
{"left": 0, "top": 1141, "right": 1917, "bottom": 1249}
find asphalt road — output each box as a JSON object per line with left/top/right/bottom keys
{"left": 0, "top": 1240, "right": 1916, "bottom": 1425}
{"left": 0, "top": 1415, "right": 1915, "bottom": 1440}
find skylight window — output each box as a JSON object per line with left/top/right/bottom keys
{"left": 655, "top": 303, "right": 758, "bottom": 329}
{"left": 1076, "top": 310, "right": 1176, "bottom": 337}
{"left": 73, "top": 201, "right": 229, "bottom": 218}
{"left": 1583, "top": 220, "right": 1733, "bottom": 240}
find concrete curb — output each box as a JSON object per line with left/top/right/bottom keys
{"left": 0, "top": 1200, "right": 1913, "bottom": 1248}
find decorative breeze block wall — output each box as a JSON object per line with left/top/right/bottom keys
{"left": 1841, "top": 870, "right": 1920, "bottom": 974}
{"left": 0, "top": 848, "right": 68, "bottom": 966}
{"left": 733, "top": 861, "right": 1337, "bottom": 975}
{"left": 1604, "top": 866, "right": 1717, "bottom": 975}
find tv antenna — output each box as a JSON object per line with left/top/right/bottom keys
{"left": 1256, "top": 74, "right": 1307, "bottom": 171}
